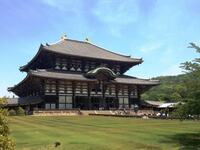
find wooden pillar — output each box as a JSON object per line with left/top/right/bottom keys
{"left": 115, "top": 84, "right": 119, "bottom": 109}
{"left": 87, "top": 83, "right": 92, "bottom": 110}
{"left": 137, "top": 85, "right": 141, "bottom": 106}
{"left": 41, "top": 79, "right": 46, "bottom": 109}
{"left": 56, "top": 80, "right": 59, "bottom": 109}
{"left": 128, "top": 85, "right": 131, "bottom": 108}
{"left": 101, "top": 81, "right": 106, "bottom": 109}
{"left": 72, "top": 81, "right": 76, "bottom": 109}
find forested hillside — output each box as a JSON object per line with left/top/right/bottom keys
{"left": 141, "top": 74, "right": 189, "bottom": 102}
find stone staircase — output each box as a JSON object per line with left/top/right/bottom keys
{"left": 32, "top": 110, "right": 81, "bottom": 116}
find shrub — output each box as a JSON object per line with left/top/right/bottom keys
{"left": 8, "top": 109, "right": 16, "bottom": 116}
{"left": 16, "top": 107, "right": 25, "bottom": 116}
{"left": 0, "top": 98, "right": 15, "bottom": 149}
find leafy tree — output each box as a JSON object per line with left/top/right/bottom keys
{"left": 0, "top": 97, "right": 15, "bottom": 150}
{"left": 175, "top": 43, "right": 200, "bottom": 119}
{"left": 141, "top": 75, "right": 187, "bottom": 102}
{"left": 16, "top": 107, "right": 25, "bottom": 116}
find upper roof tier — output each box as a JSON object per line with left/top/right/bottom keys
{"left": 44, "top": 39, "right": 142, "bottom": 62}
{"left": 20, "top": 38, "right": 143, "bottom": 71}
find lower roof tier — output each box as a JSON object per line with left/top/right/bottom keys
{"left": 8, "top": 70, "right": 159, "bottom": 96}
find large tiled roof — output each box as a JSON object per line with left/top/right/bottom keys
{"left": 115, "top": 77, "right": 159, "bottom": 85}
{"left": 43, "top": 39, "right": 142, "bottom": 63}
{"left": 20, "top": 38, "right": 143, "bottom": 71}
{"left": 30, "top": 70, "right": 96, "bottom": 82}
{"left": 30, "top": 70, "right": 159, "bottom": 85}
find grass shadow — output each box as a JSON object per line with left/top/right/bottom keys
{"left": 161, "top": 132, "right": 200, "bottom": 150}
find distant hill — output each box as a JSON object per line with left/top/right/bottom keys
{"left": 142, "top": 74, "right": 189, "bottom": 102}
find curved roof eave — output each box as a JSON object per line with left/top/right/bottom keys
{"left": 19, "top": 44, "right": 44, "bottom": 71}
{"left": 8, "top": 72, "right": 32, "bottom": 92}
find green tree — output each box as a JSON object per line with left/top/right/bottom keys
{"left": 175, "top": 43, "right": 200, "bottom": 119}
{"left": 16, "top": 107, "right": 25, "bottom": 116}
{"left": 0, "top": 97, "right": 15, "bottom": 150}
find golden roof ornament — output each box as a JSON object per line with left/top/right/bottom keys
{"left": 61, "top": 34, "right": 67, "bottom": 40}
{"left": 85, "top": 37, "right": 90, "bottom": 43}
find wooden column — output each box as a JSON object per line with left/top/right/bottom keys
{"left": 87, "top": 83, "right": 91, "bottom": 110}
{"left": 41, "top": 79, "right": 46, "bottom": 109}
{"left": 128, "top": 85, "right": 132, "bottom": 108}
{"left": 56, "top": 80, "right": 59, "bottom": 109}
{"left": 101, "top": 81, "right": 106, "bottom": 109}
{"left": 72, "top": 81, "right": 76, "bottom": 109}
{"left": 115, "top": 84, "right": 119, "bottom": 109}
{"left": 137, "top": 85, "right": 141, "bottom": 106}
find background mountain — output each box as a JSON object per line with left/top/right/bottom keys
{"left": 142, "top": 74, "right": 189, "bottom": 102}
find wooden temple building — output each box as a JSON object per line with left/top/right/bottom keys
{"left": 8, "top": 36, "right": 159, "bottom": 111}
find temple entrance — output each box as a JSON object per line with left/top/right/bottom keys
{"left": 105, "top": 97, "right": 117, "bottom": 110}
{"left": 75, "top": 96, "right": 102, "bottom": 110}
{"left": 75, "top": 96, "right": 118, "bottom": 110}
{"left": 75, "top": 96, "right": 89, "bottom": 109}
{"left": 91, "top": 97, "right": 101, "bottom": 110}
{"left": 44, "top": 95, "right": 58, "bottom": 110}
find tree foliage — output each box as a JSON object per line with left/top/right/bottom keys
{"left": 0, "top": 97, "right": 15, "bottom": 150}
{"left": 143, "top": 43, "right": 200, "bottom": 119}
{"left": 175, "top": 43, "right": 200, "bottom": 119}
{"left": 16, "top": 107, "right": 25, "bottom": 116}
{"left": 141, "top": 75, "right": 188, "bottom": 102}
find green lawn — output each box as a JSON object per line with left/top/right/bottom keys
{"left": 9, "top": 116, "right": 200, "bottom": 150}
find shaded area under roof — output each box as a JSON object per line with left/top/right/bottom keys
{"left": 2, "top": 96, "right": 43, "bottom": 107}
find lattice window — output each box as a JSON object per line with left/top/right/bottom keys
{"left": 61, "top": 59, "right": 67, "bottom": 70}
{"left": 59, "top": 95, "right": 72, "bottom": 109}
{"left": 45, "top": 103, "right": 56, "bottom": 110}
{"left": 58, "top": 84, "right": 65, "bottom": 94}
{"left": 130, "top": 88, "right": 138, "bottom": 98}
{"left": 105, "top": 86, "right": 110, "bottom": 95}
{"left": 123, "top": 85, "right": 128, "bottom": 96}
{"left": 90, "top": 62, "right": 96, "bottom": 69}
{"left": 90, "top": 83, "right": 101, "bottom": 95}
{"left": 55, "top": 58, "right": 61, "bottom": 70}
{"left": 118, "top": 97, "right": 129, "bottom": 109}
{"left": 75, "top": 60, "right": 82, "bottom": 71}
{"left": 58, "top": 81, "right": 72, "bottom": 94}
{"left": 44, "top": 80, "right": 56, "bottom": 95}
{"left": 118, "top": 86, "right": 123, "bottom": 96}
{"left": 66, "top": 82, "right": 73, "bottom": 94}
{"left": 105, "top": 84, "right": 116, "bottom": 96}
{"left": 75, "top": 82, "right": 81, "bottom": 94}
{"left": 82, "top": 83, "right": 88, "bottom": 94}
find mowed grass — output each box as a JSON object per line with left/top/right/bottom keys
{"left": 9, "top": 116, "right": 200, "bottom": 150}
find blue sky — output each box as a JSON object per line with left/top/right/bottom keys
{"left": 0, "top": 0, "right": 200, "bottom": 97}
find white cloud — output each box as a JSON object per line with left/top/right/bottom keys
{"left": 140, "top": 42, "right": 163, "bottom": 53}
{"left": 93, "top": 0, "right": 139, "bottom": 37}
{"left": 41, "top": 0, "right": 83, "bottom": 14}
